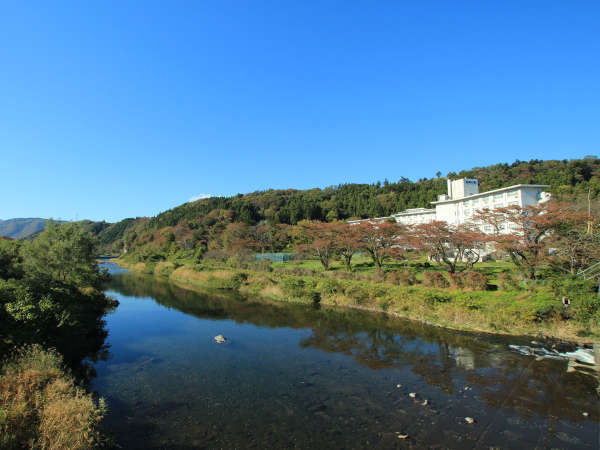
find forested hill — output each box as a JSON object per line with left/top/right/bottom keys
{"left": 92, "top": 157, "right": 600, "bottom": 253}
{"left": 148, "top": 157, "right": 600, "bottom": 227}
{"left": 0, "top": 218, "right": 49, "bottom": 239}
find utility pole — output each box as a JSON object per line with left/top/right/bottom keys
{"left": 587, "top": 189, "right": 593, "bottom": 236}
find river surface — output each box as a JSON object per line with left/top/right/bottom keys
{"left": 93, "top": 263, "right": 599, "bottom": 448}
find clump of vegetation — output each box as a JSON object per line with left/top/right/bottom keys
{"left": 344, "top": 284, "right": 370, "bottom": 305}
{"left": 387, "top": 270, "right": 418, "bottom": 286}
{"left": 423, "top": 271, "right": 450, "bottom": 289}
{"left": 497, "top": 271, "right": 521, "bottom": 291}
{"left": 0, "top": 345, "right": 107, "bottom": 449}
{"left": 448, "top": 272, "right": 488, "bottom": 291}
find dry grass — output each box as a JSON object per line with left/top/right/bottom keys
{"left": 0, "top": 345, "right": 106, "bottom": 449}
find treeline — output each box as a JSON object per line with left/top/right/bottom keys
{"left": 90, "top": 157, "right": 600, "bottom": 254}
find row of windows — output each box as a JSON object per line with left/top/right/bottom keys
{"left": 462, "top": 192, "right": 518, "bottom": 207}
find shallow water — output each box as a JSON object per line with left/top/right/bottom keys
{"left": 93, "top": 263, "right": 599, "bottom": 448}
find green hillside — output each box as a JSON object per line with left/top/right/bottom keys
{"left": 99, "top": 157, "right": 599, "bottom": 257}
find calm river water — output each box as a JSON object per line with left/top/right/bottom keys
{"left": 93, "top": 263, "right": 599, "bottom": 448}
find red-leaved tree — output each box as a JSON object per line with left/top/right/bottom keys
{"left": 355, "top": 222, "right": 406, "bottom": 270}
{"left": 410, "top": 221, "right": 486, "bottom": 273}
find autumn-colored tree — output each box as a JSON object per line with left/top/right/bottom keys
{"left": 549, "top": 223, "right": 600, "bottom": 275}
{"left": 294, "top": 221, "right": 339, "bottom": 270}
{"left": 221, "top": 222, "right": 255, "bottom": 254}
{"left": 483, "top": 202, "right": 585, "bottom": 279}
{"left": 472, "top": 207, "right": 509, "bottom": 239}
{"left": 334, "top": 223, "right": 361, "bottom": 271}
{"left": 410, "top": 221, "right": 486, "bottom": 273}
{"left": 355, "top": 222, "right": 405, "bottom": 270}
{"left": 251, "top": 223, "right": 277, "bottom": 253}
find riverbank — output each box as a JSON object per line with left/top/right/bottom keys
{"left": 114, "top": 258, "right": 600, "bottom": 343}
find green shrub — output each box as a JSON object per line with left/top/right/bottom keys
{"left": 423, "top": 271, "right": 449, "bottom": 289}
{"left": 387, "top": 270, "right": 418, "bottom": 286}
{"left": 344, "top": 284, "right": 370, "bottom": 305}
{"left": 142, "top": 262, "right": 156, "bottom": 275}
{"left": 574, "top": 295, "right": 600, "bottom": 322}
{"left": 497, "top": 272, "right": 521, "bottom": 291}
{"left": 282, "top": 277, "right": 307, "bottom": 298}
{"left": 318, "top": 278, "right": 342, "bottom": 296}
{"left": 424, "top": 292, "right": 452, "bottom": 305}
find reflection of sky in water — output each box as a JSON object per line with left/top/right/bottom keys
{"left": 94, "top": 265, "right": 599, "bottom": 449}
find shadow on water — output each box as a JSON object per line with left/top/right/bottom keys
{"left": 99, "top": 266, "right": 599, "bottom": 449}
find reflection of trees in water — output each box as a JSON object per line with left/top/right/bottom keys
{"left": 108, "top": 272, "right": 599, "bottom": 421}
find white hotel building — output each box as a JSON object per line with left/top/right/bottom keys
{"left": 349, "top": 178, "right": 551, "bottom": 232}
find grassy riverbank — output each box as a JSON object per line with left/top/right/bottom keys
{"left": 115, "top": 256, "right": 600, "bottom": 343}
{"left": 0, "top": 346, "right": 107, "bottom": 449}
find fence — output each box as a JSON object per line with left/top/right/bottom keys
{"left": 254, "top": 253, "right": 295, "bottom": 262}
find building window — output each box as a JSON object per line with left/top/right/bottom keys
{"left": 508, "top": 201, "right": 519, "bottom": 206}
{"left": 508, "top": 191, "right": 519, "bottom": 200}
{"left": 464, "top": 209, "right": 471, "bottom": 216}
{"left": 493, "top": 194, "right": 504, "bottom": 202}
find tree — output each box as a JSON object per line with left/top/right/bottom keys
{"left": 294, "top": 221, "right": 339, "bottom": 270}
{"left": 483, "top": 202, "right": 582, "bottom": 279}
{"left": 334, "top": 223, "right": 361, "bottom": 271}
{"left": 221, "top": 222, "right": 255, "bottom": 254}
{"left": 549, "top": 224, "right": 600, "bottom": 275}
{"left": 410, "top": 221, "right": 486, "bottom": 273}
{"left": 355, "top": 222, "right": 405, "bottom": 270}
{"left": 22, "top": 221, "right": 105, "bottom": 289}
{"left": 0, "top": 222, "right": 113, "bottom": 362}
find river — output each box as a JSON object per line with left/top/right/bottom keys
{"left": 92, "top": 262, "right": 599, "bottom": 448}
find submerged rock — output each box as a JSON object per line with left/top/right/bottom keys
{"left": 214, "top": 335, "right": 227, "bottom": 344}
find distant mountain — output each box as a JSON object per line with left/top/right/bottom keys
{"left": 0, "top": 218, "right": 50, "bottom": 239}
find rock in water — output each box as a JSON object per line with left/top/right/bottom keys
{"left": 464, "top": 417, "right": 475, "bottom": 424}
{"left": 214, "top": 334, "right": 227, "bottom": 344}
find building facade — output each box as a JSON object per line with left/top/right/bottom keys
{"left": 350, "top": 178, "right": 551, "bottom": 232}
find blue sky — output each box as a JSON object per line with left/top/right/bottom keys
{"left": 2, "top": 1, "right": 599, "bottom": 222}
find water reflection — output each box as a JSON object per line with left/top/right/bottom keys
{"left": 100, "top": 268, "right": 599, "bottom": 448}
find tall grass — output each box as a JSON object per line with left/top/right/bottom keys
{"left": 0, "top": 345, "right": 106, "bottom": 449}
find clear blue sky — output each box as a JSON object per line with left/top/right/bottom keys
{"left": 2, "top": 1, "right": 599, "bottom": 222}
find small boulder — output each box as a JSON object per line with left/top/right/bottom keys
{"left": 214, "top": 334, "right": 227, "bottom": 344}
{"left": 409, "top": 392, "right": 417, "bottom": 398}
{"left": 464, "top": 417, "right": 475, "bottom": 424}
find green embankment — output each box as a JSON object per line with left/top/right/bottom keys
{"left": 116, "top": 258, "right": 600, "bottom": 343}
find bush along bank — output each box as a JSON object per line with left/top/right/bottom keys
{"left": 0, "top": 345, "right": 107, "bottom": 449}
{"left": 116, "top": 258, "right": 600, "bottom": 343}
